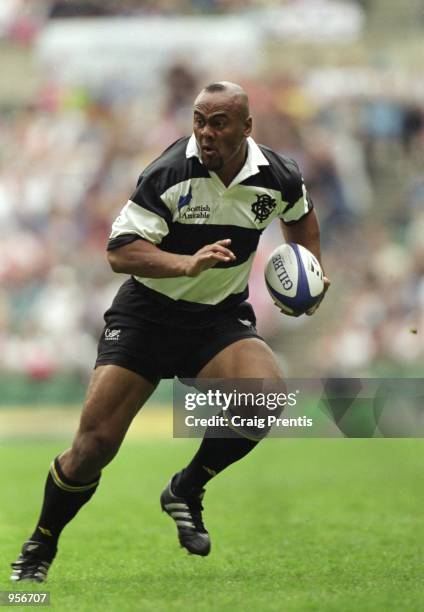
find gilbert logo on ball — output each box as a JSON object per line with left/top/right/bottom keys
{"left": 264, "top": 243, "right": 324, "bottom": 315}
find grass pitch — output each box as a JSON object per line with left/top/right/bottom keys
{"left": 1, "top": 438, "right": 424, "bottom": 611}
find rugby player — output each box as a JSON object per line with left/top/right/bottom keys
{"left": 11, "top": 81, "right": 329, "bottom": 581}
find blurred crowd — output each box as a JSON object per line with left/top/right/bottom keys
{"left": 0, "top": 0, "right": 308, "bottom": 43}
{"left": 0, "top": 0, "right": 369, "bottom": 43}
{"left": 0, "top": 5, "right": 423, "bottom": 381}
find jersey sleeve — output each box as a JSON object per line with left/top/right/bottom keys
{"left": 279, "top": 159, "right": 314, "bottom": 224}
{"left": 108, "top": 172, "right": 172, "bottom": 250}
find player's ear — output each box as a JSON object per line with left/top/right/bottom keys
{"left": 243, "top": 116, "right": 252, "bottom": 137}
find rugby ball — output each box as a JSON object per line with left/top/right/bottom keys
{"left": 265, "top": 243, "right": 324, "bottom": 316}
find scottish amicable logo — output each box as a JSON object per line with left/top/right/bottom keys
{"left": 178, "top": 185, "right": 210, "bottom": 220}
{"left": 251, "top": 193, "right": 276, "bottom": 223}
{"left": 178, "top": 185, "right": 193, "bottom": 212}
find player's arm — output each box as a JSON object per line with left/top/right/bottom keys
{"left": 108, "top": 238, "right": 235, "bottom": 278}
{"left": 280, "top": 212, "right": 330, "bottom": 314}
{"left": 280, "top": 209, "right": 322, "bottom": 266}
{"left": 279, "top": 161, "right": 330, "bottom": 313}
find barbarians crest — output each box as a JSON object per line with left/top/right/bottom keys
{"left": 251, "top": 193, "right": 276, "bottom": 223}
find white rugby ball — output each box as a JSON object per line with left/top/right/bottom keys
{"left": 265, "top": 243, "right": 324, "bottom": 316}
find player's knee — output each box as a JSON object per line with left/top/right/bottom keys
{"left": 71, "top": 429, "right": 121, "bottom": 472}
{"left": 226, "top": 378, "right": 287, "bottom": 440}
{"left": 83, "top": 429, "right": 120, "bottom": 461}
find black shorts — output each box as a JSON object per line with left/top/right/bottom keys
{"left": 95, "top": 301, "right": 263, "bottom": 385}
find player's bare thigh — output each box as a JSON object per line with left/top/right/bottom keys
{"left": 60, "top": 365, "right": 156, "bottom": 481}
{"left": 196, "top": 338, "right": 285, "bottom": 430}
{"left": 197, "top": 338, "right": 283, "bottom": 379}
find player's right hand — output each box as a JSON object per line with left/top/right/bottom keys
{"left": 184, "top": 239, "right": 236, "bottom": 277}
{"left": 305, "top": 275, "right": 331, "bottom": 315}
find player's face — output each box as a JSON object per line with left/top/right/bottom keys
{"left": 193, "top": 92, "right": 252, "bottom": 173}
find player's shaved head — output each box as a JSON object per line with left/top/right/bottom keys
{"left": 193, "top": 81, "right": 252, "bottom": 184}
{"left": 195, "top": 81, "right": 250, "bottom": 120}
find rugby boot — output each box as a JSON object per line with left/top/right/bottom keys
{"left": 160, "top": 478, "right": 211, "bottom": 556}
{"left": 10, "top": 540, "right": 56, "bottom": 583}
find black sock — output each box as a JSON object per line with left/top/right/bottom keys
{"left": 173, "top": 421, "right": 258, "bottom": 494}
{"left": 29, "top": 457, "right": 100, "bottom": 554}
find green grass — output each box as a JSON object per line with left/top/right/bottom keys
{"left": 1, "top": 439, "right": 424, "bottom": 611}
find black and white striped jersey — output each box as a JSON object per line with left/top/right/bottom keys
{"left": 107, "top": 134, "right": 313, "bottom": 326}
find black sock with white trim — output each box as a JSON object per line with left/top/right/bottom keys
{"left": 29, "top": 457, "right": 100, "bottom": 553}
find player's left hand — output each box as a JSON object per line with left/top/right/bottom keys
{"left": 305, "top": 275, "right": 330, "bottom": 316}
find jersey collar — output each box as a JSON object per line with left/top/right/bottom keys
{"left": 186, "top": 133, "right": 269, "bottom": 184}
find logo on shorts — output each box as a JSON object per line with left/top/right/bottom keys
{"left": 238, "top": 318, "right": 254, "bottom": 329}
{"left": 251, "top": 193, "right": 276, "bottom": 223}
{"left": 105, "top": 328, "right": 121, "bottom": 341}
